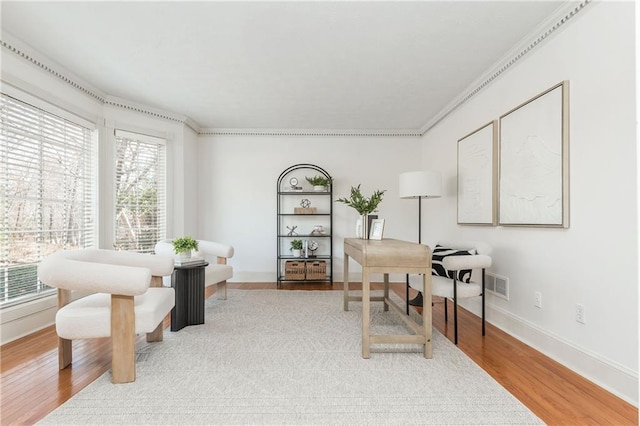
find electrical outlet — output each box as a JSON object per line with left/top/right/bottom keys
{"left": 534, "top": 291, "right": 542, "bottom": 308}
{"left": 576, "top": 304, "right": 586, "bottom": 324}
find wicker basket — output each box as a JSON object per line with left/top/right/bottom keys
{"left": 306, "top": 260, "right": 327, "bottom": 280}
{"left": 284, "top": 261, "right": 306, "bottom": 280}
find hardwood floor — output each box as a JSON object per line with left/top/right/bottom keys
{"left": 1, "top": 282, "right": 637, "bottom": 425}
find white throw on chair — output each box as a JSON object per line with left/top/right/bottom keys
{"left": 408, "top": 241, "right": 492, "bottom": 344}
{"left": 38, "top": 249, "right": 175, "bottom": 383}
{"left": 154, "top": 239, "right": 234, "bottom": 299}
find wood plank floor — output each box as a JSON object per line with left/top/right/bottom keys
{"left": 1, "top": 282, "right": 637, "bottom": 425}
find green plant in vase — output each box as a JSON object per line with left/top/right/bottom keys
{"left": 172, "top": 236, "right": 199, "bottom": 258}
{"left": 336, "top": 184, "right": 386, "bottom": 238}
{"left": 290, "top": 239, "right": 303, "bottom": 257}
{"left": 305, "top": 175, "right": 332, "bottom": 191}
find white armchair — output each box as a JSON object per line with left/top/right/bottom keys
{"left": 37, "top": 249, "right": 175, "bottom": 383}
{"left": 154, "top": 239, "right": 234, "bottom": 299}
{"left": 409, "top": 241, "right": 492, "bottom": 344}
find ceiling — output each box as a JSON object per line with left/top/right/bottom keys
{"left": 1, "top": 1, "right": 569, "bottom": 133}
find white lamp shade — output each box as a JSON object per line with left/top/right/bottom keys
{"left": 399, "top": 171, "right": 442, "bottom": 198}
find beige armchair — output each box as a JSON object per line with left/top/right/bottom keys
{"left": 154, "top": 239, "right": 234, "bottom": 299}
{"left": 37, "top": 249, "right": 175, "bottom": 383}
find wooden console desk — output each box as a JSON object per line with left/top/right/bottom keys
{"left": 343, "top": 238, "right": 432, "bottom": 358}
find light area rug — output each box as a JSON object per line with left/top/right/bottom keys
{"left": 39, "top": 289, "right": 544, "bottom": 425}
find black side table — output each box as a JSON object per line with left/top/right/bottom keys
{"left": 171, "top": 262, "right": 209, "bottom": 332}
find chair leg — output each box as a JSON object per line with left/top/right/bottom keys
{"left": 57, "top": 289, "right": 73, "bottom": 369}
{"left": 482, "top": 268, "right": 486, "bottom": 337}
{"left": 453, "top": 277, "right": 458, "bottom": 345}
{"left": 217, "top": 280, "right": 227, "bottom": 300}
{"left": 58, "top": 337, "right": 72, "bottom": 369}
{"left": 111, "top": 294, "right": 136, "bottom": 384}
{"left": 146, "top": 322, "right": 164, "bottom": 343}
{"left": 405, "top": 274, "right": 410, "bottom": 314}
{"left": 444, "top": 296, "right": 448, "bottom": 321}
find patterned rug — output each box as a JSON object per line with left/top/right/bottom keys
{"left": 39, "top": 289, "right": 543, "bottom": 425}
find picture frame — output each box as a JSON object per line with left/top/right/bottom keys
{"left": 368, "top": 219, "right": 385, "bottom": 240}
{"left": 457, "top": 120, "right": 498, "bottom": 225}
{"left": 498, "top": 81, "right": 569, "bottom": 228}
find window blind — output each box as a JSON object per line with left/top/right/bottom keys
{"left": 0, "top": 93, "right": 95, "bottom": 308}
{"left": 114, "top": 131, "right": 166, "bottom": 254}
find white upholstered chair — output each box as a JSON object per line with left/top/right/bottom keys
{"left": 408, "top": 241, "right": 492, "bottom": 344}
{"left": 154, "top": 239, "right": 234, "bottom": 299}
{"left": 38, "top": 249, "right": 175, "bottom": 383}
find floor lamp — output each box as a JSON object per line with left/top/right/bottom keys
{"left": 399, "top": 170, "right": 442, "bottom": 311}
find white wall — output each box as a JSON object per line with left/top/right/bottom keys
{"left": 197, "top": 135, "right": 423, "bottom": 282}
{"left": 418, "top": 2, "right": 637, "bottom": 404}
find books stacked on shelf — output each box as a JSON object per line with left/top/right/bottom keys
{"left": 174, "top": 256, "right": 205, "bottom": 267}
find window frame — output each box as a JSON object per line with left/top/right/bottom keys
{"left": 0, "top": 92, "right": 97, "bottom": 308}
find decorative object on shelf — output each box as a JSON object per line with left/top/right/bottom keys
{"left": 306, "top": 260, "right": 327, "bottom": 280}
{"left": 310, "top": 225, "right": 325, "bottom": 235}
{"left": 172, "top": 236, "right": 199, "bottom": 259}
{"left": 287, "top": 176, "right": 303, "bottom": 191}
{"left": 286, "top": 225, "right": 298, "bottom": 236}
{"left": 336, "top": 184, "right": 386, "bottom": 239}
{"left": 307, "top": 240, "right": 319, "bottom": 257}
{"left": 290, "top": 239, "right": 303, "bottom": 258}
{"left": 294, "top": 198, "right": 317, "bottom": 214}
{"left": 369, "top": 219, "right": 385, "bottom": 240}
{"left": 305, "top": 175, "right": 332, "bottom": 192}
{"left": 284, "top": 261, "right": 305, "bottom": 280}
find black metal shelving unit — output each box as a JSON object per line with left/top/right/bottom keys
{"left": 277, "top": 164, "right": 333, "bottom": 288}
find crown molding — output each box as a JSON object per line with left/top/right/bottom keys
{"left": 103, "top": 95, "right": 189, "bottom": 125}
{"left": 1, "top": 32, "right": 195, "bottom": 130}
{"left": 198, "top": 128, "right": 422, "bottom": 137}
{"left": 419, "top": 0, "right": 592, "bottom": 135}
{"left": 2, "top": 1, "right": 592, "bottom": 138}
{"left": 0, "top": 32, "right": 107, "bottom": 103}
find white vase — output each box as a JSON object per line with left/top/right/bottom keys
{"left": 355, "top": 215, "right": 369, "bottom": 239}
{"left": 313, "top": 185, "right": 327, "bottom": 192}
{"left": 292, "top": 249, "right": 301, "bottom": 257}
{"left": 179, "top": 250, "right": 191, "bottom": 260}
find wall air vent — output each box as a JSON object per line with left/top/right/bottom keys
{"left": 485, "top": 272, "right": 509, "bottom": 300}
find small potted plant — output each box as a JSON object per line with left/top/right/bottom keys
{"left": 172, "top": 236, "right": 199, "bottom": 259}
{"left": 336, "top": 184, "right": 386, "bottom": 238}
{"left": 290, "top": 239, "right": 303, "bottom": 257}
{"left": 305, "top": 175, "right": 332, "bottom": 192}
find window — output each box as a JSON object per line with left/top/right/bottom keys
{"left": 114, "top": 130, "right": 166, "bottom": 253}
{"left": 0, "top": 93, "right": 95, "bottom": 308}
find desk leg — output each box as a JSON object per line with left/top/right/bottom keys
{"left": 343, "top": 253, "right": 350, "bottom": 311}
{"left": 422, "top": 274, "right": 433, "bottom": 359}
{"left": 362, "top": 266, "right": 370, "bottom": 359}
{"left": 383, "top": 273, "right": 389, "bottom": 312}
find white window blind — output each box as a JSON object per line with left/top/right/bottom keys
{"left": 114, "top": 130, "right": 166, "bottom": 253}
{"left": 0, "top": 93, "right": 95, "bottom": 308}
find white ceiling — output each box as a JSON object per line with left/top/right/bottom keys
{"left": 1, "top": 1, "right": 569, "bottom": 133}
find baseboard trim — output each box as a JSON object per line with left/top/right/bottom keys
{"left": 459, "top": 299, "right": 638, "bottom": 407}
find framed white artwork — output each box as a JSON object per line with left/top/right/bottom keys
{"left": 457, "top": 120, "right": 497, "bottom": 225}
{"left": 498, "top": 81, "right": 570, "bottom": 228}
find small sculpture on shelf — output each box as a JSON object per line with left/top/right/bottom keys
{"left": 294, "top": 198, "right": 317, "bottom": 214}
{"left": 310, "top": 225, "right": 325, "bottom": 235}
{"left": 286, "top": 225, "right": 298, "bottom": 236}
